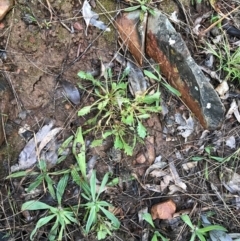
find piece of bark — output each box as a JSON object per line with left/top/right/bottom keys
{"left": 146, "top": 10, "right": 225, "bottom": 130}
{"left": 116, "top": 11, "right": 146, "bottom": 66}
{"left": 0, "top": 0, "right": 14, "bottom": 21}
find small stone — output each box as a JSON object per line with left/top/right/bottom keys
{"left": 151, "top": 199, "right": 176, "bottom": 220}
{"left": 65, "top": 103, "right": 71, "bottom": 110}
{"left": 0, "top": 0, "right": 14, "bottom": 21}
{"left": 73, "top": 22, "right": 83, "bottom": 31}
{"left": 135, "top": 153, "right": 146, "bottom": 164}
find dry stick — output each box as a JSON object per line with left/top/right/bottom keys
{"left": 45, "top": 0, "right": 53, "bottom": 22}
{"left": 202, "top": 5, "right": 240, "bottom": 35}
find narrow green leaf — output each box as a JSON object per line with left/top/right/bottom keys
{"left": 56, "top": 174, "right": 69, "bottom": 205}
{"left": 48, "top": 217, "right": 59, "bottom": 241}
{"left": 38, "top": 159, "right": 47, "bottom": 171}
{"left": 45, "top": 175, "right": 56, "bottom": 200}
{"left": 122, "top": 112, "right": 134, "bottom": 125}
{"left": 78, "top": 106, "right": 92, "bottom": 116}
{"left": 143, "top": 213, "right": 155, "bottom": 228}
{"left": 114, "top": 135, "right": 123, "bottom": 149}
{"left": 99, "top": 206, "right": 120, "bottom": 228}
{"left": 58, "top": 135, "right": 74, "bottom": 156}
{"left": 137, "top": 121, "right": 147, "bottom": 138}
{"left": 98, "top": 100, "right": 108, "bottom": 110}
{"left": 151, "top": 233, "right": 158, "bottom": 241}
{"left": 124, "top": 5, "right": 141, "bottom": 12}
{"left": 27, "top": 175, "right": 44, "bottom": 192}
{"left": 198, "top": 225, "right": 227, "bottom": 233}
{"left": 22, "top": 200, "right": 54, "bottom": 212}
{"left": 196, "top": 232, "right": 207, "bottom": 241}
{"left": 141, "top": 5, "right": 148, "bottom": 12}
{"left": 142, "top": 92, "right": 161, "bottom": 104}
{"left": 148, "top": 8, "right": 155, "bottom": 16}
{"left": 97, "top": 172, "right": 109, "bottom": 199}
{"left": 162, "top": 83, "right": 181, "bottom": 96}
{"left": 90, "top": 139, "right": 103, "bottom": 147}
{"left": 64, "top": 212, "right": 79, "bottom": 224}
{"left": 120, "top": 66, "right": 130, "bottom": 81}
{"left": 107, "top": 177, "right": 119, "bottom": 186}
{"left": 71, "top": 166, "right": 81, "bottom": 186}
{"left": 73, "top": 127, "right": 86, "bottom": 179}
{"left": 102, "top": 130, "right": 113, "bottom": 139}
{"left": 97, "top": 201, "right": 111, "bottom": 207}
{"left": 78, "top": 71, "right": 95, "bottom": 82}
{"left": 57, "top": 155, "right": 68, "bottom": 164}
{"left": 122, "top": 141, "right": 133, "bottom": 155}
{"left": 6, "top": 171, "right": 39, "bottom": 179}
{"left": 210, "top": 156, "right": 225, "bottom": 162}
{"left": 191, "top": 156, "right": 204, "bottom": 161}
{"left": 137, "top": 113, "right": 150, "bottom": 119}
{"left": 181, "top": 214, "right": 194, "bottom": 229}
{"left": 86, "top": 207, "right": 97, "bottom": 232}
{"left": 204, "top": 146, "right": 211, "bottom": 155}
{"left": 30, "top": 214, "right": 56, "bottom": 240}
{"left": 90, "top": 171, "right": 97, "bottom": 202}
{"left": 155, "top": 231, "right": 169, "bottom": 241}
{"left": 144, "top": 70, "right": 159, "bottom": 81}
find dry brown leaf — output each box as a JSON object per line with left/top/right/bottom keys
{"left": 151, "top": 199, "right": 176, "bottom": 220}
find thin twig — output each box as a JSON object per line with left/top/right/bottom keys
{"left": 202, "top": 5, "right": 240, "bottom": 36}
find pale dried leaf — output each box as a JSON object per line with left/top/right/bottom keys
{"left": 150, "top": 169, "right": 168, "bottom": 178}
{"left": 215, "top": 80, "right": 229, "bottom": 98}
{"left": 160, "top": 175, "right": 173, "bottom": 191}
{"left": 170, "top": 11, "right": 180, "bottom": 23}
{"left": 226, "top": 99, "right": 238, "bottom": 119}
{"left": 182, "top": 162, "right": 198, "bottom": 171}
{"left": 168, "top": 185, "right": 184, "bottom": 194}
{"left": 144, "top": 184, "right": 162, "bottom": 192}
{"left": 193, "top": 24, "right": 201, "bottom": 35}
{"left": 226, "top": 136, "right": 236, "bottom": 149}
{"left": 145, "top": 160, "right": 167, "bottom": 177}
{"left": 169, "top": 161, "right": 187, "bottom": 191}
{"left": 138, "top": 207, "right": 148, "bottom": 223}
{"left": 82, "top": 0, "right": 110, "bottom": 35}
{"left": 38, "top": 127, "right": 62, "bottom": 154}
{"left": 176, "top": 113, "right": 194, "bottom": 139}
{"left": 222, "top": 168, "right": 240, "bottom": 193}
{"left": 200, "top": 66, "right": 222, "bottom": 83}
{"left": 11, "top": 121, "right": 56, "bottom": 172}
{"left": 233, "top": 108, "right": 240, "bottom": 123}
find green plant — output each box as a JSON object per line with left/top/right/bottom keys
{"left": 77, "top": 68, "right": 161, "bottom": 155}
{"left": 7, "top": 135, "right": 74, "bottom": 197}
{"left": 181, "top": 214, "right": 227, "bottom": 241}
{"left": 191, "top": 146, "right": 225, "bottom": 163}
{"left": 124, "top": 0, "right": 155, "bottom": 20}
{"left": 71, "top": 169, "right": 120, "bottom": 240}
{"left": 205, "top": 36, "right": 240, "bottom": 81}
{"left": 71, "top": 127, "right": 120, "bottom": 239}
{"left": 143, "top": 212, "right": 168, "bottom": 241}
{"left": 21, "top": 174, "right": 79, "bottom": 241}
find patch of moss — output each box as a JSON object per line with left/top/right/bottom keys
{"left": 95, "top": 0, "right": 117, "bottom": 44}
